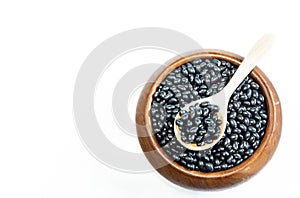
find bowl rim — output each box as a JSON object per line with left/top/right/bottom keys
{"left": 136, "top": 49, "right": 282, "bottom": 189}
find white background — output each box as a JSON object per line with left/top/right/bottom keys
{"left": 0, "top": 1, "right": 299, "bottom": 197}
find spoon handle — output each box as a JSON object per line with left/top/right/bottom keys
{"left": 224, "top": 34, "right": 274, "bottom": 100}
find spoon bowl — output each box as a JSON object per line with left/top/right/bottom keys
{"left": 174, "top": 92, "right": 227, "bottom": 151}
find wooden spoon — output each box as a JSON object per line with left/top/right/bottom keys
{"left": 174, "top": 34, "right": 274, "bottom": 151}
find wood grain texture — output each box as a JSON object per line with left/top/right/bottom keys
{"left": 135, "top": 49, "right": 282, "bottom": 190}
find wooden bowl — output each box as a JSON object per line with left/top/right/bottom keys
{"left": 136, "top": 49, "right": 282, "bottom": 190}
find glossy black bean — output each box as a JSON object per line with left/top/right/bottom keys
{"left": 181, "top": 68, "right": 188, "bottom": 76}
{"left": 246, "top": 89, "right": 252, "bottom": 98}
{"left": 240, "top": 94, "right": 248, "bottom": 100}
{"left": 229, "top": 119, "right": 237, "bottom": 128}
{"left": 187, "top": 63, "right": 195, "bottom": 73}
{"left": 250, "top": 98, "right": 257, "bottom": 105}
{"left": 253, "top": 140, "right": 260, "bottom": 148}
{"left": 248, "top": 126, "right": 257, "bottom": 133}
{"left": 233, "top": 141, "right": 239, "bottom": 150}
{"left": 233, "top": 128, "right": 241, "bottom": 134}
{"left": 245, "top": 131, "right": 251, "bottom": 140}
{"left": 242, "top": 84, "right": 251, "bottom": 91}
{"left": 251, "top": 82, "right": 259, "bottom": 89}
{"left": 253, "top": 132, "right": 260, "bottom": 139}
{"left": 249, "top": 118, "right": 256, "bottom": 125}
{"left": 194, "top": 76, "right": 201, "bottom": 85}
{"left": 249, "top": 136, "right": 256, "bottom": 144}
{"left": 230, "top": 133, "right": 238, "bottom": 141}
{"left": 227, "top": 155, "right": 234, "bottom": 163}
{"left": 234, "top": 153, "right": 242, "bottom": 159}
{"left": 252, "top": 90, "right": 259, "bottom": 98}
{"left": 237, "top": 114, "right": 244, "bottom": 121}
{"left": 244, "top": 117, "right": 250, "bottom": 126}
{"left": 205, "top": 163, "right": 214, "bottom": 172}
{"left": 229, "top": 111, "right": 237, "bottom": 119}
{"left": 245, "top": 149, "right": 254, "bottom": 155}
{"left": 215, "top": 159, "right": 221, "bottom": 165}
{"left": 259, "top": 94, "right": 265, "bottom": 102}
{"left": 200, "top": 101, "right": 210, "bottom": 107}
{"left": 261, "top": 113, "right": 268, "bottom": 119}
{"left": 224, "top": 137, "right": 231, "bottom": 146}
{"left": 243, "top": 101, "right": 251, "bottom": 106}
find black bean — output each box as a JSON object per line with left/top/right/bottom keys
{"left": 181, "top": 113, "right": 188, "bottom": 121}
{"left": 182, "top": 68, "right": 188, "bottom": 76}
{"left": 233, "top": 128, "right": 241, "bottom": 134}
{"left": 243, "top": 101, "right": 251, "bottom": 106}
{"left": 176, "top": 119, "right": 183, "bottom": 126}
{"left": 198, "top": 160, "right": 204, "bottom": 167}
{"left": 251, "top": 82, "right": 259, "bottom": 89}
{"left": 215, "top": 159, "right": 221, "bottom": 165}
{"left": 253, "top": 132, "right": 260, "bottom": 139}
{"left": 245, "top": 149, "right": 254, "bottom": 155}
{"left": 221, "top": 164, "right": 228, "bottom": 169}
{"left": 250, "top": 98, "right": 257, "bottom": 105}
{"left": 189, "top": 74, "right": 194, "bottom": 83}
{"left": 246, "top": 89, "right": 252, "bottom": 98}
{"left": 261, "top": 119, "right": 267, "bottom": 125}
{"left": 203, "top": 108, "right": 209, "bottom": 117}
{"left": 195, "top": 76, "right": 202, "bottom": 85}
{"left": 237, "top": 114, "right": 244, "bottom": 121}
{"left": 187, "top": 163, "right": 195, "bottom": 170}
{"left": 230, "top": 133, "right": 238, "bottom": 141}
{"left": 226, "top": 126, "right": 232, "bottom": 135}
{"left": 229, "top": 111, "right": 237, "bottom": 119}
{"left": 233, "top": 94, "right": 239, "bottom": 101}
{"left": 261, "top": 113, "right": 268, "bottom": 119}
{"left": 233, "top": 141, "right": 239, "bottom": 150}
{"left": 224, "top": 137, "right": 231, "bottom": 146}
{"left": 242, "top": 111, "right": 252, "bottom": 118}
{"left": 242, "top": 141, "right": 250, "bottom": 149}
{"left": 178, "top": 84, "right": 186, "bottom": 91}
{"left": 259, "top": 95, "right": 265, "bottom": 102}
{"left": 172, "top": 154, "right": 180, "bottom": 161}
{"left": 248, "top": 126, "right": 257, "bottom": 133}
{"left": 234, "top": 153, "right": 242, "bottom": 159}
{"left": 222, "top": 151, "right": 230, "bottom": 157}
{"left": 203, "top": 155, "right": 210, "bottom": 162}
{"left": 227, "top": 155, "right": 234, "bottom": 163}
{"left": 252, "top": 90, "right": 259, "bottom": 98}
{"left": 240, "top": 94, "right": 248, "bottom": 100}
{"left": 205, "top": 163, "right": 214, "bottom": 172}
{"left": 243, "top": 117, "right": 250, "bottom": 126}
{"left": 230, "top": 119, "right": 237, "bottom": 128}
{"left": 245, "top": 131, "right": 251, "bottom": 140}
{"left": 249, "top": 118, "right": 256, "bottom": 125}
{"left": 249, "top": 136, "right": 256, "bottom": 144}
{"left": 242, "top": 84, "right": 251, "bottom": 91}
{"left": 168, "top": 98, "right": 178, "bottom": 104}
{"left": 233, "top": 101, "right": 241, "bottom": 109}
{"left": 253, "top": 140, "right": 260, "bottom": 148}
{"left": 239, "top": 124, "right": 247, "bottom": 131}
{"left": 200, "top": 101, "right": 209, "bottom": 107}
{"left": 190, "top": 127, "right": 198, "bottom": 133}
{"left": 186, "top": 63, "right": 194, "bottom": 73}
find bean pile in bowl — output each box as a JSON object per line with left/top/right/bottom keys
{"left": 136, "top": 50, "right": 281, "bottom": 189}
